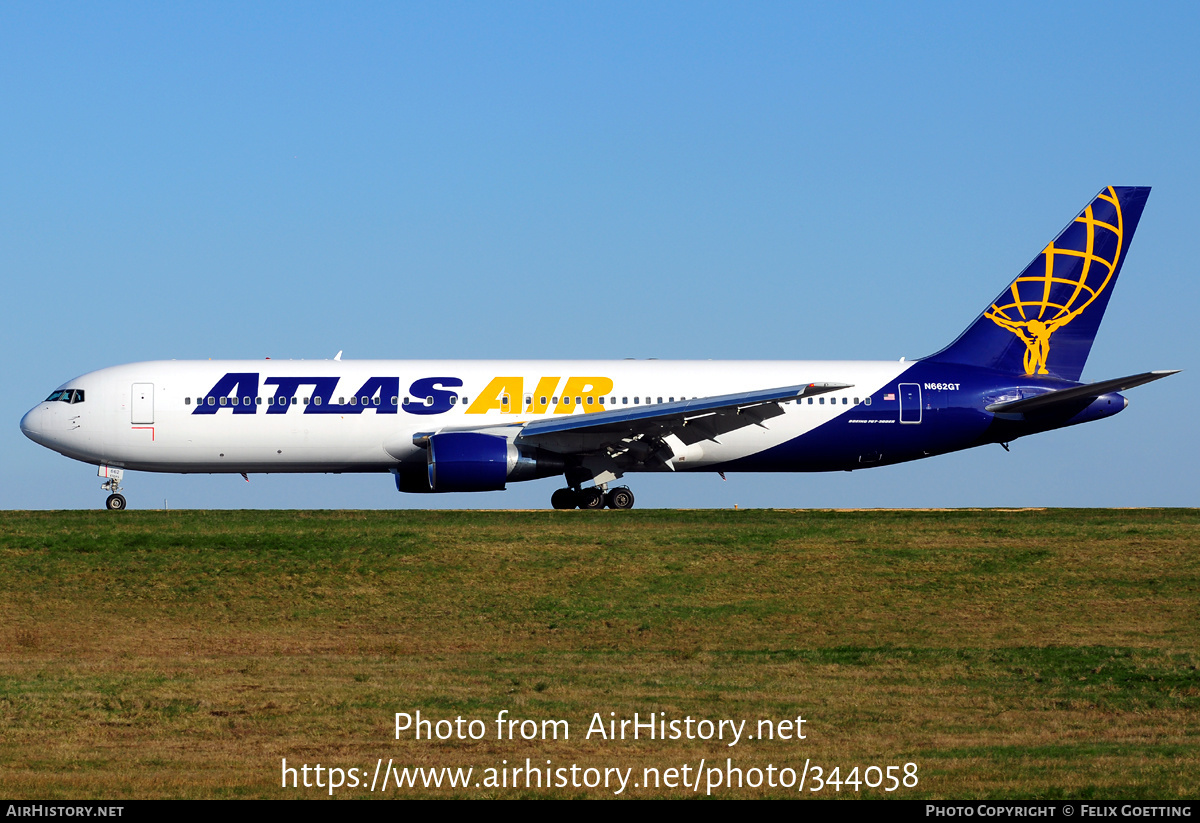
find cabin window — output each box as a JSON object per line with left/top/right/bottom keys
{"left": 391, "top": 396, "right": 398, "bottom": 405}
{"left": 819, "top": 397, "right": 824, "bottom": 405}
{"left": 185, "top": 397, "right": 191, "bottom": 405}
{"left": 338, "top": 397, "right": 345, "bottom": 404}
{"left": 313, "top": 397, "right": 322, "bottom": 405}
{"left": 349, "top": 396, "right": 357, "bottom": 405}
{"left": 576, "top": 396, "right": 582, "bottom": 405}
{"left": 449, "top": 396, "right": 457, "bottom": 405}
{"left": 303, "top": 397, "right": 309, "bottom": 405}
{"left": 540, "top": 396, "right": 547, "bottom": 405}
{"left": 586, "top": 396, "right": 594, "bottom": 405}
{"left": 843, "top": 397, "right": 848, "bottom": 405}
{"left": 402, "top": 397, "right": 409, "bottom": 405}
{"left": 551, "top": 397, "right": 558, "bottom": 404}
{"left": 256, "top": 397, "right": 262, "bottom": 405}
{"left": 807, "top": 397, "right": 813, "bottom": 405}
{"left": 657, "top": 397, "right": 662, "bottom": 404}
{"left": 622, "top": 397, "right": 628, "bottom": 404}
{"left": 525, "top": 396, "right": 532, "bottom": 405}
{"left": 865, "top": 397, "right": 872, "bottom": 405}
{"left": 669, "top": 397, "right": 675, "bottom": 403}
{"left": 563, "top": 397, "right": 571, "bottom": 406}
{"left": 372, "top": 396, "right": 380, "bottom": 406}
{"left": 634, "top": 397, "right": 640, "bottom": 404}
{"left": 219, "top": 396, "right": 228, "bottom": 406}
{"left": 291, "top": 397, "right": 298, "bottom": 405}
{"left": 425, "top": 396, "right": 434, "bottom": 406}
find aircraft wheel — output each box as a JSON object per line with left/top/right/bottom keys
{"left": 551, "top": 488, "right": 577, "bottom": 510}
{"left": 606, "top": 487, "right": 635, "bottom": 510}
{"left": 578, "top": 488, "right": 605, "bottom": 509}
{"left": 105, "top": 493, "right": 127, "bottom": 511}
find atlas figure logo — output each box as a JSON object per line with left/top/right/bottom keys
{"left": 191, "top": 373, "right": 615, "bottom": 416}
{"left": 984, "top": 186, "right": 1124, "bottom": 375}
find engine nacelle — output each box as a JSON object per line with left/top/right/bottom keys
{"left": 392, "top": 464, "right": 439, "bottom": 493}
{"left": 424, "top": 432, "right": 566, "bottom": 492}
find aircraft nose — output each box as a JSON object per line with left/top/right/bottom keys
{"left": 20, "top": 405, "right": 48, "bottom": 445}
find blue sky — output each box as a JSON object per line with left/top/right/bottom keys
{"left": 3, "top": 2, "right": 1195, "bottom": 510}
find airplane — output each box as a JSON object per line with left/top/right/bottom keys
{"left": 20, "top": 186, "right": 1179, "bottom": 511}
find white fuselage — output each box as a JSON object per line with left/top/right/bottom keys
{"left": 21, "top": 359, "right": 910, "bottom": 474}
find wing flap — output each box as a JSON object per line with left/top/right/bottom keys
{"left": 516, "top": 382, "right": 850, "bottom": 446}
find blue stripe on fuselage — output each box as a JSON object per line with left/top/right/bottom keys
{"left": 711, "top": 362, "right": 1123, "bottom": 472}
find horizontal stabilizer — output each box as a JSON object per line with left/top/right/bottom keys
{"left": 985, "top": 370, "right": 1180, "bottom": 414}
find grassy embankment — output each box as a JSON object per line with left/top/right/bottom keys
{"left": 1, "top": 508, "right": 1197, "bottom": 798}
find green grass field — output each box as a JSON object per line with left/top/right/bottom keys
{"left": 1, "top": 508, "right": 1197, "bottom": 798}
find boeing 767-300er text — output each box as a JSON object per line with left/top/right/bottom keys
{"left": 21, "top": 186, "right": 1179, "bottom": 510}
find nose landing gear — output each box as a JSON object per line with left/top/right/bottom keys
{"left": 100, "top": 465, "right": 127, "bottom": 511}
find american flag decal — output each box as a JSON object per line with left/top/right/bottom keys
{"left": 884, "top": 393, "right": 895, "bottom": 401}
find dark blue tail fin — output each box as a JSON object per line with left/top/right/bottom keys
{"left": 925, "top": 186, "right": 1150, "bottom": 381}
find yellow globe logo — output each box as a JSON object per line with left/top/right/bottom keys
{"left": 985, "top": 186, "right": 1125, "bottom": 375}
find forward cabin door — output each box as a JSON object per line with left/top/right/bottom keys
{"left": 131, "top": 383, "right": 154, "bottom": 424}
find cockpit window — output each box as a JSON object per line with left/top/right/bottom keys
{"left": 45, "top": 389, "right": 84, "bottom": 404}
{"left": 70, "top": 390, "right": 84, "bottom": 404}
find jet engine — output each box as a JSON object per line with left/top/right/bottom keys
{"left": 400, "top": 432, "right": 566, "bottom": 493}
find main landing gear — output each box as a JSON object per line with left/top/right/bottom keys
{"left": 551, "top": 485, "right": 635, "bottom": 510}
{"left": 106, "top": 493, "right": 127, "bottom": 511}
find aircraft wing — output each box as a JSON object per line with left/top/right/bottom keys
{"left": 985, "top": 370, "right": 1180, "bottom": 414}
{"left": 509, "top": 382, "right": 849, "bottom": 474}
{"left": 521, "top": 382, "right": 844, "bottom": 440}
{"left": 406, "top": 382, "right": 851, "bottom": 482}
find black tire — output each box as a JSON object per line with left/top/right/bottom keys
{"left": 578, "top": 488, "right": 605, "bottom": 509}
{"left": 550, "top": 488, "right": 577, "bottom": 510}
{"left": 606, "top": 487, "right": 635, "bottom": 510}
{"left": 105, "top": 493, "right": 127, "bottom": 511}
